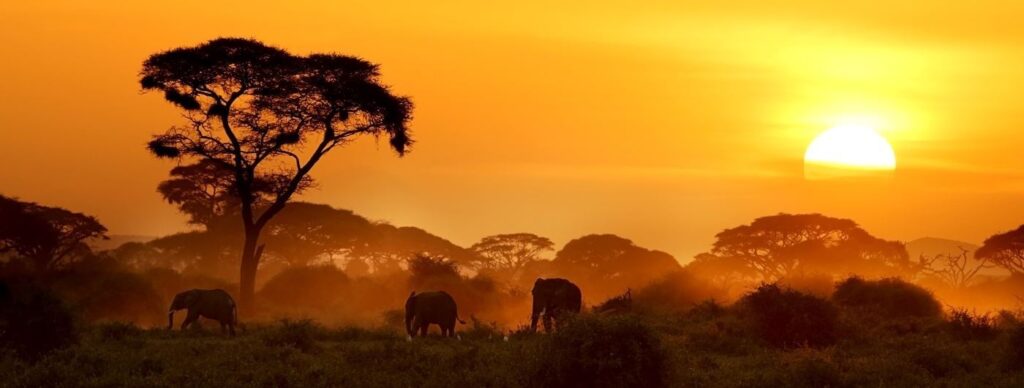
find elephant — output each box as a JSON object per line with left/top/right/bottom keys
{"left": 405, "top": 291, "right": 466, "bottom": 338}
{"left": 167, "top": 289, "right": 237, "bottom": 336}
{"left": 531, "top": 278, "right": 582, "bottom": 332}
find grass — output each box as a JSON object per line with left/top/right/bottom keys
{"left": 5, "top": 308, "right": 1024, "bottom": 387}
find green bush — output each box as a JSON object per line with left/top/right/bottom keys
{"left": 0, "top": 281, "right": 78, "bottom": 360}
{"left": 833, "top": 277, "right": 942, "bottom": 319}
{"left": 533, "top": 314, "right": 667, "bottom": 388}
{"left": 738, "top": 283, "right": 838, "bottom": 348}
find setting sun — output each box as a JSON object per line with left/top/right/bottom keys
{"left": 804, "top": 123, "right": 896, "bottom": 178}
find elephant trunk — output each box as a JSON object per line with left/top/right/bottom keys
{"left": 167, "top": 310, "right": 175, "bottom": 331}
{"left": 405, "top": 292, "right": 417, "bottom": 337}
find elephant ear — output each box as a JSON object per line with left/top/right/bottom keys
{"left": 183, "top": 290, "right": 200, "bottom": 306}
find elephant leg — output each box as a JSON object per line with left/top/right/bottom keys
{"left": 181, "top": 310, "right": 199, "bottom": 330}
{"left": 228, "top": 323, "right": 236, "bottom": 337}
{"left": 419, "top": 323, "right": 428, "bottom": 337}
{"left": 543, "top": 313, "right": 553, "bottom": 332}
{"left": 220, "top": 322, "right": 227, "bottom": 334}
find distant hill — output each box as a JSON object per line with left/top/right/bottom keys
{"left": 88, "top": 235, "right": 156, "bottom": 252}
{"left": 905, "top": 237, "right": 1007, "bottom": 277}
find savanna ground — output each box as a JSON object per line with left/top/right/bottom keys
{"left": 6, "top": 280, "right": 1024, "bottom": 388}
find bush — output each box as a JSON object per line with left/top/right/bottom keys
{"left": 533, "top": 314, "right": 667, "bottom": 388}
{"left": 946, "top": 308, "right": 997, "bottom": 341}
{"left": 832, "top": 277, "right": 942, "bottom": 319}
{"left": 260, "top": 319, "right": 323, "bottom": 353}
{"left": 259, "top": 265, "right": 349, "bottom": 312}
{"left": 0, "top": 281, "right": 78, "bottom": 360}
{"left": 738, "top": 283, "right": 838, "bottom": 348}
{"left": 634, "top": 270, "right": 724, "bottom": 313}
{"left": 1004, "top": 325, "right": 1024, "bottom": 370}
{"left": 593, "top": 290, "right": 633, "bottom": 314}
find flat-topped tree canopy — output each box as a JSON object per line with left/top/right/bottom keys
{"left": 140, "top": 37, "right": 413, "bottom": 310}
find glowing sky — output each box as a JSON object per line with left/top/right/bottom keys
{"left": 3, "top": 1, "right": 1024, "bottom": 259}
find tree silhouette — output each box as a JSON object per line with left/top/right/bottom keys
{"left": 704, "top": 213, "right": 911, "bottom": 281}
{"left": 0, "top": 195, "right": 107, "bottom": 272}
{"left": 552, "top": 234, "right": 681, "bottom": 300}
{"left": 140, "top": 38, "right": 413, "bottom": 309}
{"left": 976, "top": 225, "right": 1024, "bottom": 275}
{"left": 349, "top": 225, "right": 476, "bottom": 274}
{"left": 261, "top": 202, "right": 374, "bottom": 267}
{"left": 469, "top": 233, "right": 554, "bottom": 281}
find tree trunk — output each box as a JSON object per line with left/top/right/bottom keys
{"left": 238, "top": 229, "right": 264, "bottom": 314}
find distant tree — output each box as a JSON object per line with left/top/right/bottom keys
{"left": 703, "top": 213, "right": 911, "bottom": 281}
{"left": 684, "top": 252, "right": 760, "bottom": 284}
{"left": 350, "top": 225, "right": 476, "bottom": 273}
{"left": 141, "top": 38, "right": 413, "bottom": 309}
{"left": 0, "top": 195, "right": 107, "bottom": 272}
{"left": 469, "top": 233, "right": 554, "bottom": 280}
{"left": 976, "top": 225, "right": 1024, "bottom": 274}
{"left": 917, "top": 246, "right": 992, "bottom": 288}
{"left": 344, "top": 257, "right": 371, "bottom": 278}
{"left": 261, "top": 202, "right": 374, "bottom": 267}
{"left": 552, "top": 234, "right": 681, "bottom": 300}
{"left": 407, "top": 254, "right": 461, "bottom": 290}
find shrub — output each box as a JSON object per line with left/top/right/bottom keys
{"left": 946, "top": 308, "right": 997, "bottom": 341}
{"left": 634, "top": 269, "right": 725, "bottom": 313}
{"left": 259, "top": 265, "right": 349, "bottom": 312}
{"left": 593, "top": 290, "right": 633, "bottom": 315}
{"left": 533, "top": 314, "right": 667, "bottom": 388}
{"left": 1004, "top": 325, "right": 1024, "bottom": 370}
{"left": 737, "top": 283, "right": 838, "bottom": 348}
{"left": 260, "top": 319, "right": 323, "bottom": 353}
{"left": 832, "top": 277, "right": 942, "bottom": 319}
{"left": 0, "top": 281, "right": 78, "bottom": 360}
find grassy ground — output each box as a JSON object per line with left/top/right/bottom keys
{"left": 4, "top": 313, "right": 1024, "bottom": 388}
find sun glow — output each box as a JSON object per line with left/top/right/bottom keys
{"left": 804, "top": 124, "right": 896, "bottom": 179}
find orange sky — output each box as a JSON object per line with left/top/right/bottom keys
{"left": 3, "top": 1, "right": 1024, "bottom": 260}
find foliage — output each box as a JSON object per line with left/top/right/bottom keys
{"left": 0, "top": 281, "right": 78, "bottom": 360}
{"left": 832, "top": 277, "right": 942, "bottom": 319}
{"left": 977, "top": 224, "right": 1024, "bottom": 274}
{"left": 737, "top": 283, "right": 838, "bottom": 348}
{"left": 634, "top": 269, "right": 726, "bottom": 313}
{"left": 552, "top": 234, "right": 681, "bottom": 302}
{"left": 141, "top": 37, "right": 414, "bottom": 307}
{"left": 0, "top": 194, "right": 107, "bottom": 272}
{"left": 534, "top": 314, "right": 667, "bottom": 388}
{"left": 469, "top": 233, "right": 554, "bottom": 280}
{"left": 703, "top": 213, "right": 912, "bottom": 281}
{"left": 947, "top": 308, "right": 997, "bottom": 341}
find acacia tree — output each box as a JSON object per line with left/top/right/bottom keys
{"left": 141, "top": 38, "right": 413, "bottom": 309}
{"left": 469, "top": 233, "right": 554, "bottom": 279}
{"left": 976, "top": 225, "right": 1024, "bottom": 274}
{"left": 704, "top": 213, "right": 911, "bottom": 281}
{"left": 0, "top": 195, "right": 107, "bottom": 272}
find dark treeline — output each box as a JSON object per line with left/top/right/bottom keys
{"left": 5, "top": 191, "right": 1024, "bottom": 330}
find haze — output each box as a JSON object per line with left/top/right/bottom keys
{"left": 3, "top": 1, "right": 1024, "bottom": 260}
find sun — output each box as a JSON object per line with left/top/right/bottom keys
{"left": 804, "top": 124, "right": 896, "bottom": 179}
